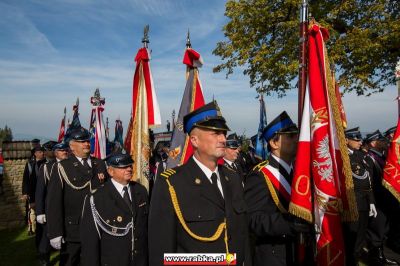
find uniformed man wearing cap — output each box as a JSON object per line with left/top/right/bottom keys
{"left": 149, "top": 101, "right": 249, "bottom": 266}
{"left": 364, "top": 130, "right": 398, "bottom": 265}
{"left": 80, "top": 153, "right": 148, "bottom": 266}
{"left": 244, "top": 111, "right": 311, "bottom": 266}
{"left": 46, "top": 127, "right": 107, "bottom": 266}
{"left": 35, "top": 142, "right": 69, "bottom": 266}
{"left": 343, "top": 127, "right": 377, "bottom": 265}
{"left": 222, "top": 133, "right": 245, "bottom": 185}
{"left": 22, "top": 145, "right": 46, "bottom": 235}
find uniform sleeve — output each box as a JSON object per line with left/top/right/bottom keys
{"left": 22, "top": 162, "right": 30, "bottom": 195}
{"left": 46, "top": 162, "right": 64, "bottom": 239}
{"left": 148, "top": 176, "right": 177, "bottom": 266}
{"left": 244, "top": 170, "right": 293, "bottom": 237}
{"left": 35, "top": 164, "right": 46, "bottom": 215}
{"left": 80, "top": 195, "right": 100, "bottom": 266}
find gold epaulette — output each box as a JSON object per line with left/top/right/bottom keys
{"left": 252, "top": 160, "right": 269, "bottom": 172}
{"left": 160, "top": 169, "right": 176, "bottom": 180}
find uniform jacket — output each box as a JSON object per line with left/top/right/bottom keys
{"left": 348, "top": 150, "right": 375, "bottom": 211}
{"left": 244, "top": 155, "right": 296, "bottom": 266}
{"left": 35, "top": 159, "right": 57, "bottom": 216}
{"left": 222, "top": 159, "right": 245, "bottom": 185}
{"left": 80, "top": 180, "right": 148, "bottom": 266}
{"left": 148, "top": 157, "right": 249, "bottom": 266}
{"left": 46, "top": 155, "right": 107, "bottom": 242}
{"left": 22, "top": 158, "right": 46, "bottom": 203}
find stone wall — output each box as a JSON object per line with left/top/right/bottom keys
{"left": 0, "top": 159, "right": 27, "bottom": 230}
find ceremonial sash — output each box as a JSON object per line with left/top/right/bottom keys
{"left": 261, "top": 164, "right": 291, "bottom": 212}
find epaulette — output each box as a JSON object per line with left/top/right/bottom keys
{"left": 160, "top": 169, "right": 177, "bottom": 180}
{"left": 252, "top": 160, "right": 269, "bottom": 172}
{"left": 223, "top": 165, "right": 236, "bottom": 172}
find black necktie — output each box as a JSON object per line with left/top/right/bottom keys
{"left": 211, "top": 173, "right": 222, "bottom": 197}
{"left": 123, "top": 186, "right": 131, "bottom": 207}
{"left": 82, "top": 158, "right": 91, "bottom": 169}
{"left": 232, "top": 163, "right": 238, "bottom": 171}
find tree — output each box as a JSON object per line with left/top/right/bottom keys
{"left": 213, "top": 0, "right": 400, "bottom": 97}
{"left": 0, "top": 126, "right": 13, "bottom": 144}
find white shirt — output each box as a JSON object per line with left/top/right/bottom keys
{"left": 223, "top": 158, "right": 235, "bottom": 168}
{"left": 75, "top": 155, "right": 92, "bottom": 167}
{"left": 271, "top": 154, "right": 293, "bottom": 175}
{"left": 193, "top": 156, "right": 224, "bottom": 197}
{"left": 111, "top": 178, "right": 131, "bottom": 200}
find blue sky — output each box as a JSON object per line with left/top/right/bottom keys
{"left": 0, "top": 0, "right": 397, "bottom": 141}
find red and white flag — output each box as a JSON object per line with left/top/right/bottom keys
{"left": 128, "top": 47, "right": 161, "bottom": 190}
{"left": 383, "top": 116, "right": 400, "bottom": 202}
{"left": 289, "top": 23, "right": 357, "bottom": 266}
{"left": 57, "top": 107, "right": 66, "bottom": 142}
{"left": 90, "top": 89, "right": 107, "bottom": 159}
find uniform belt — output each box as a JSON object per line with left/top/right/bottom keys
{"left": 255, "top": 235, "right": 294, "bottom": 245}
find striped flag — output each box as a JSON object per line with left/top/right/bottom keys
{"left": 89, "top": 88, "right": 107, "bottom": 159}
{"left": 57, "top": 107, "right": 66, "bottom": 142}
{"left": 289, "top": 22, "right": 357, "bottom": 266}
{"left": 383, "top": 116, "right": 400, "bottom": 202}
{"left": 128, "top": 47, "right": 161, "bottom": 191}
{"left": 166, "top": 48, "right": 205, "bottom": 168}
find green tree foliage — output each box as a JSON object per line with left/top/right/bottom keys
{"left": 213, "top": 0, "right": 400, "bottom": 97}
{"left": 0, "top": 125, "right": 13, "bottom": 144}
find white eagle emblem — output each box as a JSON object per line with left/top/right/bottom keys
{"left": 312, "top": 135, "right": 333, "bottom": 182}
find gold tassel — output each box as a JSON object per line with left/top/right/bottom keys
{"left": 382, "top": 179, "right": 400, "bottom": 203}
{"left": 289, "top": 202, "right": 313, "bottom": 223}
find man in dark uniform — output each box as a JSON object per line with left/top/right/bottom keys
{"left": 22, "top": 145, "right": 46, "bottom": 235}
{"left": 149, "top": 101, "right": 249, "bottom": 266}
{"left": 35, "top": 142, "right": 69, "bottom": 265}
{"left": 46, "top": 127, "right": 107, "bottom": 266}
{"left": 364, "top": 130, "right": 398, "bottom": 265}
{"left": 244, "top": 111, "right": 310, "bottom": 266}
{"left": 222, "top": 133, "right": 245, "bottom": 185}
{"left": 81, "top": 153, "right": 148, "bottom": 266}
{"left": 343, "top": 127, "right": 377, "bottom": 265}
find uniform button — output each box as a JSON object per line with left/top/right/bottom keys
{"left": 198, "top": 215, "right": 201, "bottom": 219}
{"left": 272, "top": 250, "right": 275, "bottom": 254}
{"left": 282, "top": 234, "right": 286, "bottom": 238}
{"left": 134, "top": 237, "right": 138, "bottom": 241}
{"left": 134, "top": 250, "right": 138, "bottom": 254}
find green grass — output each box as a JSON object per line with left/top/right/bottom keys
{"left": 0, "top": 227, "right": 59, "bottom": 266}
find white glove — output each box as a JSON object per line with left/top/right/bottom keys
{"left": 36, "top": 214, "right": 46, "bottom": 224}
{"left": 50, "top": 236, "right": 63, "bottom": 250}
{"left": 369, "top": 204, "right": 378, "bottom": 218}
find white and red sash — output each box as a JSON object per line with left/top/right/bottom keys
{"left": 261, "top": 164, "right": 291, "bottom": 212}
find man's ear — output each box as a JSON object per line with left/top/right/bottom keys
{"left": 107, "top": 167, "right": 114, "bottom": 177}
{"left": 189, "top": 133, "right": 199, "bottom": 149}
{"left": 268, "top": 137, "right": 280, "bottom": 151}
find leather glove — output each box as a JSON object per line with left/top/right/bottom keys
{"left": 291, "top": 218, "right": 311, "bottom": 234}
{"left": 50, "top": 236, "right": 63, "bottom": 250}
{"left": 369, "top": 203, "right": 377, "bottom": 218}
{"left": 36, "top": 214, "right": 46, "bottom": 224}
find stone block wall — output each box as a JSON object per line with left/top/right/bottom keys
{"left": 0, "top": 159, "right": 27, "bottom": 230}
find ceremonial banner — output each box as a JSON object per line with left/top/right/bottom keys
{"left": 129, "top": 47, "right": 161, "bottom": 190}
{"left": 57, "top": 107, "right": 66, "bottom": 142}
{"left": 113, "top": 119, "right": 124, "bottom": 151}
{"left": 289, "top": 23, "right": 357, "bottom": 266}
{"left": 166, "top": 48, "right": 205, "bottom": 168}
{"left": 383, "top": 118, "right": 400, "bottom": 202}
{"left": 254, "top": 94, "right": 268, "bottom": 160}
{"left": 89, "top": 89, "right": 107, "bottom": 159}
{"left": 124, "top": 114, "right": 133, "bottom": 153}
{"left": 65, "top": 98, "right": 82, "bottom": 139}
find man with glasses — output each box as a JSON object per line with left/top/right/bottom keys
{"left": 46, "top": 127, "right": 107, "bottom": 266}
{"left": 80, "top": 153, "right": 148, "bottom": 266}
{"left": 222, "top": 133, "right": 245, "bottom": 185}
{"left": 244, "top": 111, "right": 310, "bottom": 266}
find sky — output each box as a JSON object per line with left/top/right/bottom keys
{"left": 0, "top": 0, "right": 398, "bottom": 141}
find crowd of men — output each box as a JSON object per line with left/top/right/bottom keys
{"left": 20, "top": 101, "right": 400, "bottom": 266}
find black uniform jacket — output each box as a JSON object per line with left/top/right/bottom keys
{"left": 80, "top": 180, "right": 149, "bottom": 266}
{"left": 47, "top": 155, "right": 107, "bottom": 242}
{"left": 148, "top": 157, "right": 248, "bottom": 266}
{"left": 244, "top": 155, "right": 296, "bottom": 266}
{"left": 22, "top": 158, "right": 46, "bottom": 203}
{"left": 222, "top": 159, "right": 245, "bottom": 185}
{"left": 35, "top": 159, "right": 57, "bottom": 216}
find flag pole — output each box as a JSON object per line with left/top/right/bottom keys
{"left": 142, "top": 25, "right": 149, "bottom": 48}
{"left": 396, "top": 60, "right": 400, "bottom": 115}
{"left": 298, "top": 0, "right": 308, "bottom": 126}
{"left": 185, "top": 29, "right": 191, "bottom": 80}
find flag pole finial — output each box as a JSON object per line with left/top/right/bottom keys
{"left": 64, "top": 106, "right": 66, "bottom": 114}
{"left": 142, "top": 25, "right": 150, "bottom": 48}
{"left": 186, "top": 29, "right": 191, "bottom": 48}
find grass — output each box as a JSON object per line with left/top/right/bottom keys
{"left": 0, "top": 227, "right": 59, "bottom": 266}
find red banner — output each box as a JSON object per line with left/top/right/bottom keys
{"left": 383, "top": 118, "right": 400, "bottom": 202}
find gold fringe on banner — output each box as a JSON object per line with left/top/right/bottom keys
{"left": 324, "top": 53, "right": 358, "bottom": 222}
{"left": 289, "top": 202, "right": 313, "bottom": 223}
{"left": 382, "top": 179, "right": 400, "bottom": 203}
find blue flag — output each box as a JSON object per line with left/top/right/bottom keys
{"left": 254, "top": 94, "right": 268, "bottom": 160}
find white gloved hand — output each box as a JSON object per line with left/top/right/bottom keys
{"left": 50, "top": 236, "right": 63, "bottom": 250}
{"left": 369, "top": 204, "right": 378, "bottom": 218}
{"left": 36, "top": 214, "right": 46, "bottom": 224}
